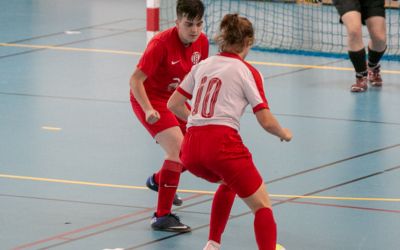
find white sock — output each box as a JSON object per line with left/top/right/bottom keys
{"left": 203, "top": 240, "right": 221, "bottom": 250}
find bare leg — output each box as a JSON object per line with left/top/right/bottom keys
{"left": 341, "top": 11, "right": 364, "bottom": 51}
{"left": 242, "top": 184, "right": 276, "bottom": 250}
{"left": 366, "top": 16, "right": 387, "bottom": 52}
{"left": 154, "top": 127, "right": 184, "bottom": 216}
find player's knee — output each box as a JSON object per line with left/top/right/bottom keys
{"left": 243, "top": 187, "right": 271, "bottom": 214}
{"left": 250, "top": 199, "right": 270, "bottom": 214}
{"left": 164, "top": 147, "right": 182, "bottom": 163}
{"left": 347, "top": 28, "right": 362, "bottom": 42}
{"left": 371, "top": 34, "right": 386, "bottom": 48}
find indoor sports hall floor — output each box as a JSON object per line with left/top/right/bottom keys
{"left": 1, "top": 1, "right": 399, "bottom": 250}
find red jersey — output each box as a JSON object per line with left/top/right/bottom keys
{"left": 136, "top": 27, "right": 209, "bottom": 101}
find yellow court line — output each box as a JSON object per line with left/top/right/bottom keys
{"left": 41, "top": 126, "right": 62, "bottom": 131}
{"left": 1, "top": 43, "right": 400, "bottom": 74}
{"left": 0, "top": 43, "right": 142, "bottom": 56}
{"left": 0, "top": 173, "right": 147, "bottom": 190}
{"left": 1, "top": 173, "right": 399, "bottom": 202}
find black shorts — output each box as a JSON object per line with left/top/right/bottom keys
{"left": 333, "top": 0, "right": 385, "bottom": 24}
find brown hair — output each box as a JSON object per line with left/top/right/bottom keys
{"left": 215, "top": 13, "right": 254, "bottom": 53}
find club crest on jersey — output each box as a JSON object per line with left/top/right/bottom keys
{"left": 191, "top": 52, "right": 201, "bottom": 65}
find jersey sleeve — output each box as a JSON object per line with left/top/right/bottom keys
{"left": 242, "top": 64, "right": 269, "bottom": 113}
{"left": 137, "top": 39, "right": 165, "bottom": 77}
{"left": 177, "top": 67, "right": 196, "bottom": 100}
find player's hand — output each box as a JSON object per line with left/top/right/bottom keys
{"left": 280, "top": 128, "right": 292, "bottom": 142}
{"left": 145, "top": 109, "right": 160, "bottom": 124}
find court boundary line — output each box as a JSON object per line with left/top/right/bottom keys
{"left": 0, "top": 91, "right": 127, "bottom": 103}
{"left": 0, "top": 193, "right": 153, "bottom": 209}
{"left": 1, "top": 43, "right": 400, "bottom": 74}
{"left": 275, "top": 113, "right": 400, "bottom": 126}
{"left": 125, "top": 164, "right": 400, "bottom": 249}
{"left": 266, "top": 143, "right": 400, "bottom": 184}
{"left": 1, "top": 173, "right": 399, "bottom": 203}
{"left": 272, "top": 198, "right": 400, "bottom": 214}
{"left": 6, "top": 17, "right": 145, "bottom": 44}
{"left": 5, "top": 160, "right": 399, "bottom": 249}
{"left": 0, "top": 90, "right": 399, "bottom": 126}
{"left": 11, "top": 195, "right": 208, "bottom": 250}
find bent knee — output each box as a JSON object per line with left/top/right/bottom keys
{"left": 250, "top": 200, "right": 271, "bottom": 213}
{"left": 242, "top": 184, "right": 272, "bottom": 213}
{"left": 347, "top": 28, "right": 363, "bottom": 42}
{"left": 370, "top": 35, "right": 387, "bottom": 49}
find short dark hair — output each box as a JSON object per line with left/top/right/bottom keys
{"left": 176, "top": 0, "right": 205, "bottom": 20}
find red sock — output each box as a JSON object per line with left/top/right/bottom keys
{"left": 154, "top": 167, "right": 185, "bottom": 185}
{"left": 209, "top": 184, "right": 236, "bottom": 243}
{"left": 156, "top": 160, "right": 182, "bottom": 217}
{"left": 254, "top": 207, "right": 277, "bottom": 250}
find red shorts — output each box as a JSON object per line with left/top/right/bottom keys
{"left": 130, "top": 92, "right": 187, "bottom": 138}
{"left": 180, "top": 125, "right": 263, "bottom": 198}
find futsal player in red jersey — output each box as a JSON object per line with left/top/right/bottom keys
{"left": 168, "top": 13, "right": 292, "bottom": 250}
{"left": 129, "top": 0, "right": 208, "bottom": 232}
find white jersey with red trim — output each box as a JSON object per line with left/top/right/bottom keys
{"left": 177, "top": 52, "right": 269, "bottom": 131}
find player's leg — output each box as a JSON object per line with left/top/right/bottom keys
{"left": 148, "top": 107, "right": 190, "bottom": 206}
{"left": 211, "top": 128, "right": 278, "bottom": 250}
{"left": 341, "top": 11, "right": 368, "bottom": 92}
{"left": 151, "top": 126, "right": 190, "bottom": 232}
{"left": 366, "top": 15, "right": 386, "bottom": 86}
{"left": 146, "top": 171, "right": 183, "bottom": 206}
{"left": 130, "top": 96, "right": 183, "bottom": 206}
{"left": 204, "top": 184, "right": 236, "bottom": 250}
{"left": 366, "top": 16, "right": 386, "bottom": 56}
{"left": 241, "top": 184, "right": 277, "bottom": 250}
{"left": 342, "top": 11, "right": 364, "bottom": 51}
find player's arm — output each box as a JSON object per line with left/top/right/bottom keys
{"left": 255, "top": 108, "right": 292, "bottom": 142}
{"left": 129, "top": 68, "right": 160, "bottom": 124}
{"left": 167, "top": 89, "right": 190, "bottom": 122}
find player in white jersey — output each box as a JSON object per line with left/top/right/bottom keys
{"left": 168, "top": 13, "right": 292, "bottom": 250}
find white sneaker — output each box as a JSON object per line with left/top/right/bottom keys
{"left": 202, "top": 241, "right": 284, "bottom": 250}
{"left": 203, "top": 240, "right": 221, "bottom": 250}
{"left": 276, "top": 243, "right": 286, "bottom": 250}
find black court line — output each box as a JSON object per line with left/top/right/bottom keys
{"left": 33, "top": 197, "right": 212, "bottom": 250}
{"left": 125, "top": 164, "right": 400, "bottom": 249}
{"left": 271, "top": 199, "right": 400, "bottom": 214}
{"left": 10, "top": 147, "right": 399, "bottom": 249}
{"left": 21, "top": 151, "right": 400, "bottom": 249}
{"left": 0, "top": 27, "right": 144, "bottom": 60}
{"left": 0, "top": 18, "right": 173, "bottom": 60}
{"left": 264, "top": 58, "right": 347, "bottom": 80}
{"left": 0, "top": 194, "right": 212, "bottom": 217}
{"left": 1, "top": 90, "right": 399, "bottom": 126}
{"left": 0, "top": 91, "right": 128, "bottom": 104}
{"left": 0, "top": 193, "right": 151, "bottom": 210}
{"left": 6, "top": 17, "right": 144, "bottom": 44}
{"left": 266, "top": 143, "right": 400, "bottom": 185}
{"left": 275, "top": 113, "right": 400, "bottom": 126}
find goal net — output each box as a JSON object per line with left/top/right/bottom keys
{"left": 158, "top": 0, "right": 400, "bottom": 60}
